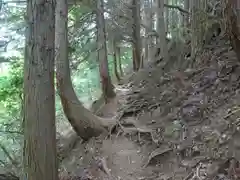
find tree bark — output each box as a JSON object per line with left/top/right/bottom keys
{"left": 116, "top": 46, "right": 123, "bottom": 76}
{"left": 23, "top": 0, "right": 58, "bottom": 179}
{"left": 132, "top": 47, "right": 138, "bottom": 71}
{"left": 190, "top": 0, "right": 201, "bottom": 58}
{"left": 132, "top": 0, "right": 142, "bottom": 71}
{"left": 96, "top": 0, "right": 116, "bottom": 102}
{"left": 165, "top": 0, "right": 169, "bottom": 34}
{"left": 170, "top": 0, "right": 178, "bottom": 38}
{"left": 156, "top": 0, "right": 169, "bottom": 62}
{"left": 55, "top": 0, "right": 115, "bottom": 141}
{"left": 225, "top": 0, "right": 240, "bottom": 61}
{"left": 148, "top": 0, "right": 154, "bottom": 62}
{"left": 183, "top": 0, "right": 189, "bottom": 32}
{"left": 113, "top": 39, "right": 121, "bottom": 82}
{"left": 143, "top": 0, "right": 151, "bottom": 64}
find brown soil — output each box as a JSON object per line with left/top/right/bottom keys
{"left": 59, "top": 36, "right": 240, "bottom": 180}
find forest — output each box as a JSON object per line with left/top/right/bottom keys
{"left": 0, "top": 0, "right": 240, "bottom": 179}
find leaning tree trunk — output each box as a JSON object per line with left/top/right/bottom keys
{"left": 96, "top": 0, "right": 116, "bottom": 102}
{"left": 23, "top": 0, "right": 58, "bottom": 179}
{"left": 55, "top": 0, "right": 115, "bottom": 141}
{"left": 225, "top": 0, "right": 240, "bottom": 61}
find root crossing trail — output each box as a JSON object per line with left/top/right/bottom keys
{"left": 59, "top": 85, "right": 155, "bottom": 180}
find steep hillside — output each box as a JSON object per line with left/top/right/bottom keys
{"left": 59, "top": 36, "right": 240, "bottom": 180}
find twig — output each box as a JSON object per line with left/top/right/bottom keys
{"left": 224, "top": 107, "right": 240, "bottom": 119}
{"left": 184, "top": 172, "right": 194, "bottom": 180}
{"left": 189, "top": 163, "right": 203, "bottom": 180}
{"left": 195, "top": 163, "right": 202, "bottom": 179}
{"left": 184, "top": 163, "right": 203, "bottom": 180}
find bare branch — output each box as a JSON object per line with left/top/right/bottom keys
{"left": 164, "top": 4, "right": 190, "bottom": 14}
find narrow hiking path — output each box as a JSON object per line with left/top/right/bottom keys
{"left": 59, "top": 37, "right": 240, "bottom": 180}
{"left": 59, "top": 84, "right": 153, "bottom": 180}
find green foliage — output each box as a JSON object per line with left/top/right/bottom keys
{"left": 0, "top": 2, "right": 133, "bottom": 172}
{"left": 0, "top": 57, "right": 23, "bottom": 117}
{"left": 72, "top": 46, "right": 132, "bottom": 107}
{"left": 0, "top": 57, "right": 23, "bottom": 171}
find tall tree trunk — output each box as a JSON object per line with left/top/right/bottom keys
{"left": 23, "top": 0, "right": 58, "bottom": 179}
{"left": 202, "top": 0, "right": 207, "bottom": 12}
{"left": 116, "top": 46, "right": 123, "bottom": 76}
{"left": 183, "top": 0, "right": 189, "bottom": 32}
{"left": 190, "top": 0, "right": 201, "bottom": 59}
{"left": 148, "top": 0, "right": 154, "bottom": 62}
{"left": 156, "top": 0, "right": 169, "bottom": 62}
{"left": 171, "top": 0, "right": 178, "bottom": 38}
{"left": 113, "top": 39, "right": 120, "bottom": 82}
{"left": 96, "top": 0, "right": 116, "bottom": 102}
{"left": 132, "top": 47, "right": 137, "bottom": 71}
{"left": 55, "top": 0, "right": 115, "bottom": 141}
{"left": 132, "top": 0, "right": 142, "bottom": 70}
{"left": 144, "top": 0, "right": 149, "bottom": 63}
{"left": 225, "top": 0, "right": 240, "bottom": 61}
{"left": 165, "top": 0, "right": 169, "bottom": 34}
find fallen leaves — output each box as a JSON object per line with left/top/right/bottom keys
{"left": 144, "top": 147, "right": 173, "bottom": 167}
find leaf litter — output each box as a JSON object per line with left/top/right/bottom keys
{"left": 59, "top": 37, "right": 240, "bottom": 179}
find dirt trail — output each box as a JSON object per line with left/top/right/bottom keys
{"left": 59, "top": 86, "right": 152, "bottom": 180}
{"left": 59, "top": 37, "right": 240, "bottom": 180}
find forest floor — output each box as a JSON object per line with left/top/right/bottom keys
{"left": 59, "top": 36, "right": 240, "bottom": 180}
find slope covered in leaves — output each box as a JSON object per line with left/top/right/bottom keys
{"left": 115, "top": 36, "right": 240, "bottom": 179}
{"left": 58, "top": 36, "right": 240, "bottom": 180}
